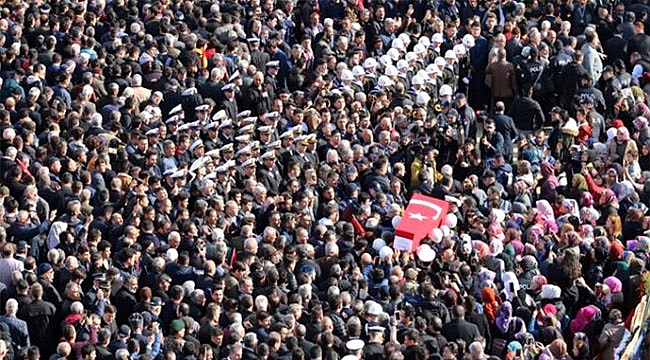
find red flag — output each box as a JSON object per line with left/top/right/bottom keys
{"left": 393, "top": 194, "right": 449, "bottom": 253}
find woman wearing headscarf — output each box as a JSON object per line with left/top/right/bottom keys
{"left": 538, "top": 339, "right": 570, "bottom": 360}
{"left": 570, "top": 305, "right": 604, "bottom": 356}
{"left": 563, "top": 173, "right": 589, "bottom": 202}
{"left": 600, "top": 276, "right": 624, "bottom": 312}
{"left": 633, "top": 116, "right": 650, "bottom": 145}
{"left": 597, "top": 189, "right": 620, "bottom": 226}
{"left": 539, "top": 161, "right": 559, "bottom": 204}
{"left": 480, "top": 287, "right": 500, "bottom": 324}
{"left": 491, "top": 302, "right": 526, "bottom": 345}
{"left": 637, "top": 140, "right": 650, "bottom": 170}
{"left": 583, "top": 166, "right": 608, "bottom": 203}
{"left": 608, "top": 126, "right": 638, "bottom": 165}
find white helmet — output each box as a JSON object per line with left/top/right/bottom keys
{"left": 405, "top": 51, "right": 418, "bottom": 62}
{"left": 352, "top": 65, "right": 365, "bottom": 76}
{"left": 396, "top": 59, "right": 409, "bottom": 70}
{"left": 440, "top": 225, "right": 451, "bottom": 237}
{"left": 453, "top": 44, "right": 467, "bottom": 56}
{"left": 411, "top": 75, "right": 424, "bottom": 85}
{"left": 391, "top": 215, "right": 401, "bottom": 228}
{"left": 444, "top": 213, "right": 458, "bottom": 228}
{"left": 398, "top": 33, "right": 411, "bottom": 45}
{"left": 384, "top": 65, "right": 398, "bottom": 77}
{"left": 340, "top": 69, "right": 354, "bottom": 81}
{"left": 379, "top": 246, "right": 394, "bottom": 260}
{"left": 372, "top": 238, "right": 386, "bottom": 251}
{"left": 417, "top": 244, "right": 436, "bottom": 262}
{"left": 431, "top": 33, "right": 444, "bottom": 44}
{"left": 426, "top": 64, "right": 440, "bottom": 74}
{"left": 363, "top": 57, "right": 378, "bottom": 69}
{"left": 418, "top": 36, "right": 430, "bottom": 49}
{"left": 444, "top": 50, "right": 457, "bottom": 60}
{"left": 387, "top": 48, "right": 401, "bottom": 62}
{"left": 439, "top": 84, "right": 453, "bottom": 96}
{"left": 431, "top": 228, "right": 443, "bottom": 243}
{"left": 381, "top": 53, "right": 394, "bottom": 67}
{"left": 413, "top": 44, "right": 426, "bottom": 55}
{"left": 377, "top": 75, "right": 395, "bottom": 88}
{"left": 434, "top": 57, "right": 446, "bottom": 67}
{"left": 462, "top": 34, "right": 475, "bottom": 48}
{"left": 391, "top": 38, "right": 405, "bottom": 51}
{"left": 416, "top": 91, "right": 431, "bottom": 106}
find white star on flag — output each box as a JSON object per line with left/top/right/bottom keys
{"left": 408, "top": 212, "right": 428, "bottom": 221}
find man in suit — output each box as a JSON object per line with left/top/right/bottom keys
{"left": 493, "top": 102, "right": 519, "bottom": 162}
{"left": 628, "top": 21, "right": 650, "bottom": 58}
{"left": 220, "top": 84, "right": 239, "bottom": 121}
{"left": 441, "top": 305, "right": 481, "bottom": 346}
{"left": 248, "top": 38, "right": 270, "bottom": 73}
{"left": 0, "top": 299, "right": 29, "bottom": 355}
{"left": 95, "top": 329, "right": 114, "bottom": 360}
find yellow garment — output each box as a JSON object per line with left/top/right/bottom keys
{"left": 194, "top": 48, "right": 208, "bottom": 69}
{"left": 410, "top": 157, "right": 442, "bottom": 187}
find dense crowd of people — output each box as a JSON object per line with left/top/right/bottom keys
{"left": 1, "top": 0, "right": 650, "bottom": 360}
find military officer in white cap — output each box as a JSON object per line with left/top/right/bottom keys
{"left": 256, "top": 150, "right": 281, "bottom": 195}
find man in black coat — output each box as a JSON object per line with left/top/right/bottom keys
{"left": 220, "top": 83, "right": 239, "bottom": 121}
{"left": 493, "top": 102, "right": 519, "bottom": 163}
{"left": 21, "top": 283, "right": 58, "bottom": 357}
{"left": 628, "top": 21, "right": 650, "bottom": 58}
{"left": 402, "top": 328, "right": 425, "bottom": 360}
{"left": 243, "top": 72, "right": 273, "bottom": 116}
{"left": 441, "top": 305, "right": 481, "bottom": 346}
{"left": 508, "top": 86, "right": 545, "bottom": 131}
{"left": 112, "top": 275, "right": 138, "bottom": 326}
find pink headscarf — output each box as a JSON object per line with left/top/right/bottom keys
{"left": 473, "top": 240, "right": 490, "bottom": 258}
{"left": 536, "top": 200, "right": 555, "bottom": 221}
{"left": 603, "top": 276, "right": 622, "bottom": 293}
{"left": 510, "top": 240, "right": 524, "bottom": 255}
{"left": 570, "top": 305, "right": 601, "bottom": 334}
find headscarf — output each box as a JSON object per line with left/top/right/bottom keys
{"left": 541, "top": 161, "right": 558, "bottom": 185}
{"left": 601, "top": 189, "right": 619, "bottom": 208}
{"left": 634, "top": 116, "right": 648, "bottom": 131}
{"left": 548, "top": 339, "right": 568, "bottom": 359}
{"left": 572, "top": 174, "right": 588, "bottom": 192}
{"left": 570, "top": 305, "right": 601, "bottom": 333}
{"left": 474, "top": 240, "right": 490, "bottom": 258}
{"left": 638, "top": 236, "right": 650, "bottom": 252}
{"left": 496, "top": 301, "right": 514, "bottom": 334}
{"left": 490, "top": 239, "right": 504, "bottom": 256}
{"left": 502, "top": 272, "right": 520, "bottom": 302}
{"left": 507, "top": 236, "right": 522, "bottom": 252}
{"left": 609, "top": 240, "right": 624, "bottom": 260}
{"left": 481, "top": 287, "right": 500, "bottom": 323}
{"left": 536, "top": 200, "right": 555, "bottom": 221}
{"left": 603, "top": 276, "right": 622, "bottom": 293}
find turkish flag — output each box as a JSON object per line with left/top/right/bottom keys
{"left": 394, "top": 194, "right": 449, "bottom": 253}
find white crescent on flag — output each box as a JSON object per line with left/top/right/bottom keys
{"left": 408, "top": 198, "right": 443, "bottom": 220}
